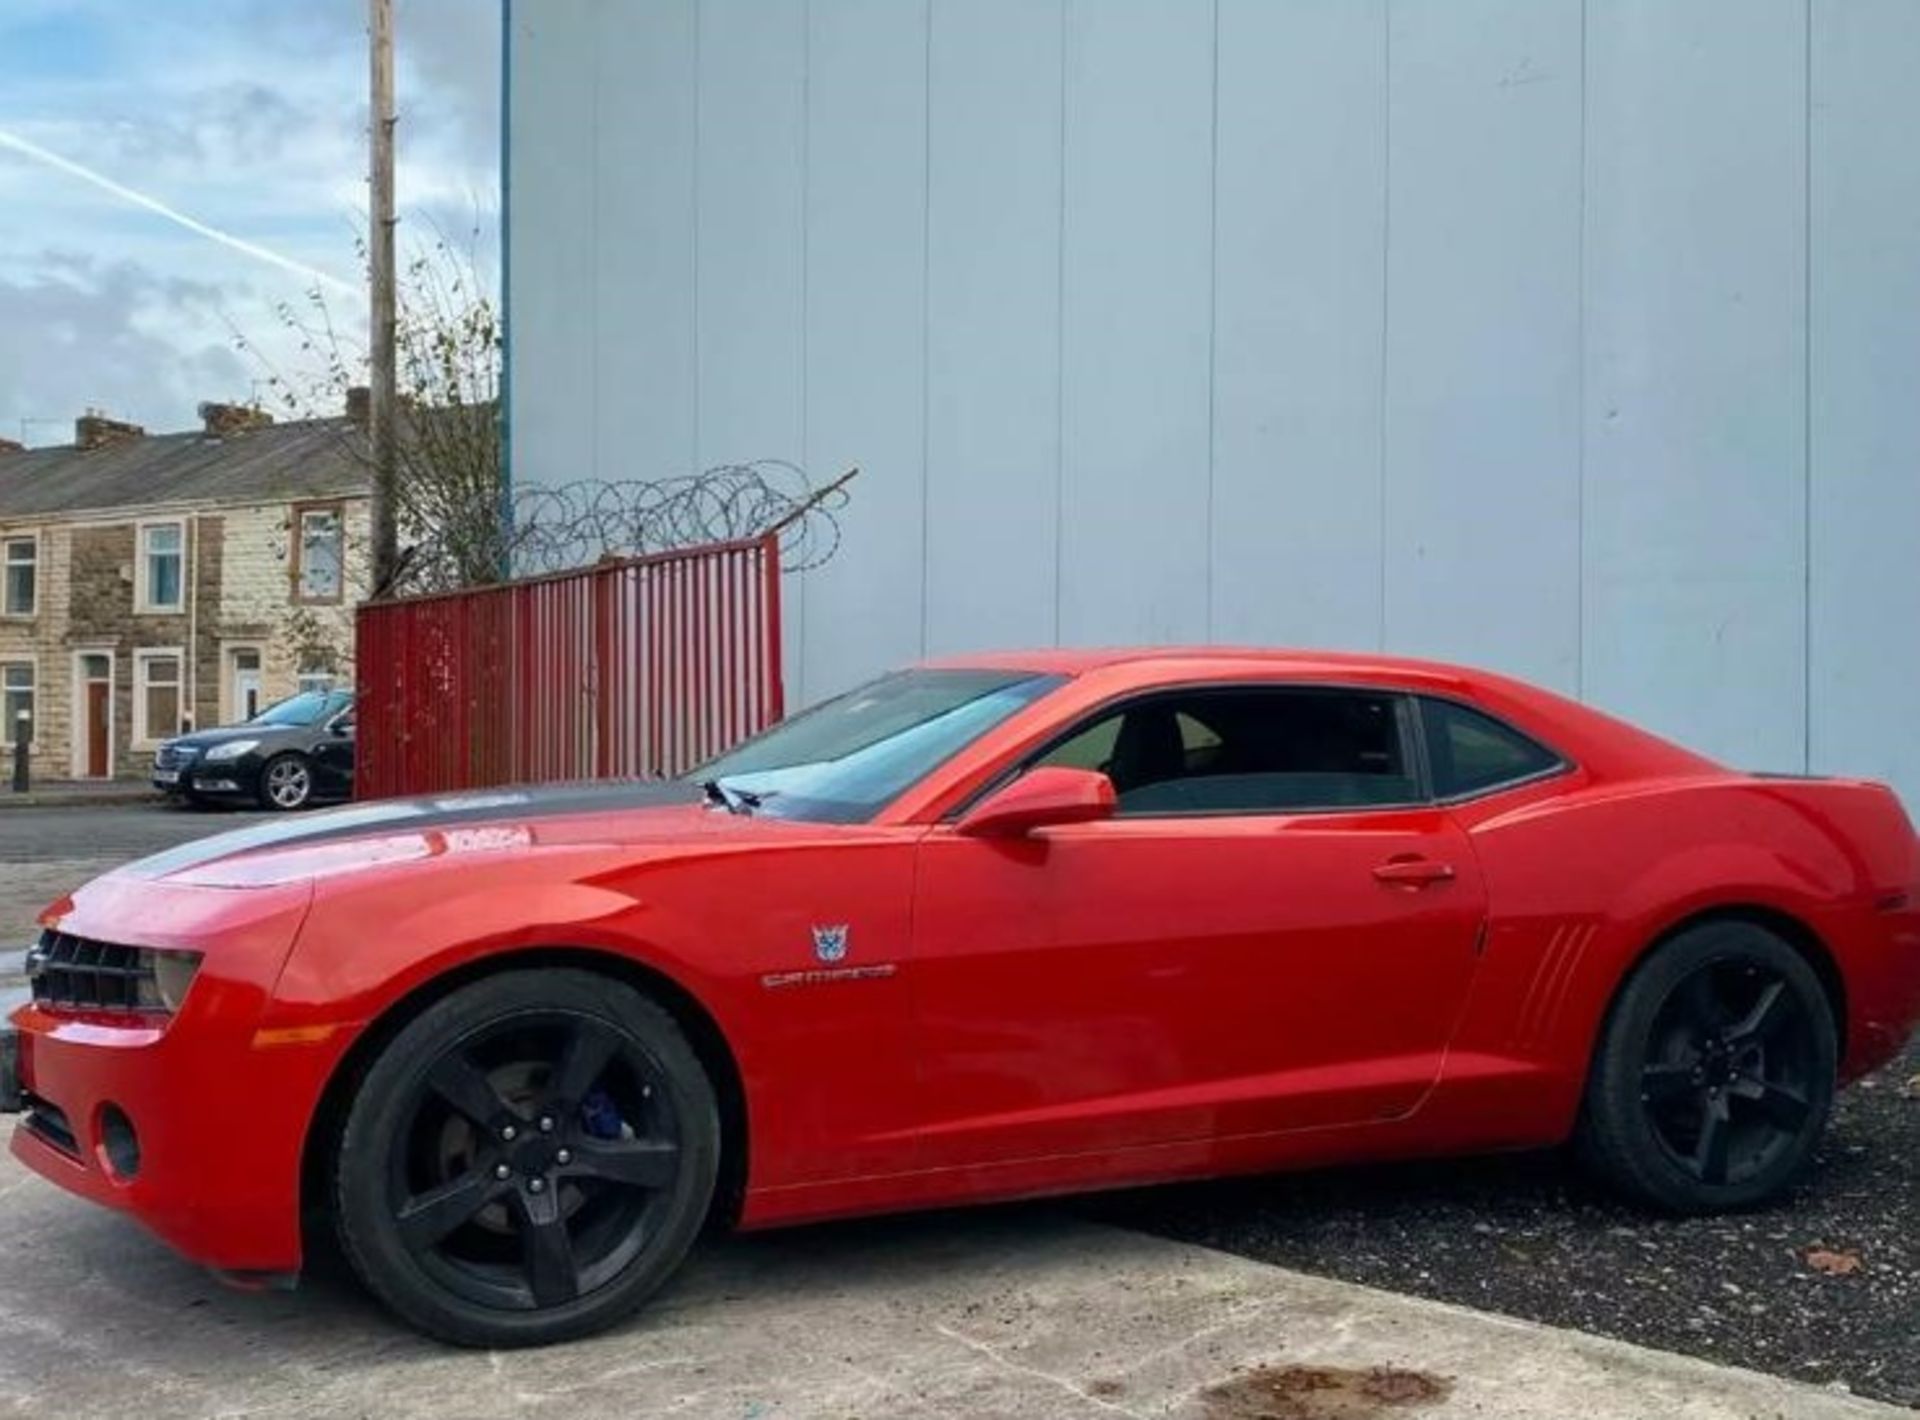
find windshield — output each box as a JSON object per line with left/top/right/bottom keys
{"left": 248, "top": 690, "right": 352, "bottom": 728}
{"left": 692, "top": 668, "right": 1063, "bottom": 822}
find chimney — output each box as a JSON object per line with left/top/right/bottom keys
{"left": 0, "top": 437, "right": 23, "bottom": 457}
{"left": 75, "top": 411, "right": 145, "bottom": 450}
{"left": 199, "top": 401, "right": 273, "bottom": 438}
{"left": 345, "top": 386, "right": 371, "bottom": 426}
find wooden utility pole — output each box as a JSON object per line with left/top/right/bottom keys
{"left": 368, "top": 0, "right": 399, "bottom": 594}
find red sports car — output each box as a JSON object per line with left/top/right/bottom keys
{"left": 6, "top": 650, "right": 1919, "bottom": 1345}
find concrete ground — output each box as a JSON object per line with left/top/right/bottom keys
{"left": 0, "top": 1148, "right": 1902, "bottom": 1420}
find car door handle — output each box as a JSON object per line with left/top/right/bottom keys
{"left": 1372, "top": 857, "right": 1456, "bottom": 888}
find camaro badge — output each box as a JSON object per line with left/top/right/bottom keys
{"left": 812, "top": 924, "right": 850, "bottom": 963}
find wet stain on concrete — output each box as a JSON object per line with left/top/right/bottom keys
{"left": 1197, "top": 1364, "right": 1452, "bottom": 1420}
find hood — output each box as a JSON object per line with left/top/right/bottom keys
{"left": 120, "top": 779, "right": 710, "bottom": 884}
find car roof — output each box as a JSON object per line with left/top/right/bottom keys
{"left": 915, "top": 645, "right": 1720, "bottom": 781}
{"left": 917, "top": 645, "right": 1476, "bottom": 688}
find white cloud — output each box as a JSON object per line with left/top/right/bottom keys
{"left": 0, "top": 0, "right": 499, "bottom": 443}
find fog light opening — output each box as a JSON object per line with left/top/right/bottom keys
{"left": 96, "top": 1104, "right": 140, "bottom": 1182}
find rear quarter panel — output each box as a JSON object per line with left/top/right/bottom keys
{"left": 1439, "top": 773, "right": 1920, "bottom": 1138}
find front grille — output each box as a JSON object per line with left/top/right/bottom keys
{"left": 27, "top": 930, "right": 156, "bottom": 1013}
{"left": 154, "top": 743, "right": 198, "bottom": 771}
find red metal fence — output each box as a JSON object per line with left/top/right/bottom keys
{"left": 354, "top": 534, "right": 783, "bottom": 799}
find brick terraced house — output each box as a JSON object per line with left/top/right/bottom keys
{"left": 0, "top": 403, "right": 371, "bottom": 782}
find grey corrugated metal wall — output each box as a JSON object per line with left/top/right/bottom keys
{"left": 507, "top": 0, "right": 1920, "bottom": 806}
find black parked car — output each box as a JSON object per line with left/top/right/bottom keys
{"left": 152, "top": 690, "right": 356, "bottom": 811}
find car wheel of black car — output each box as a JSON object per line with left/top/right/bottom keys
{"left": 257, "top": 752, "right": 314, "bottom": 811}
{"left": 1579, "top": 920, "right": 1836, "bottom": 1213}
{"left": 331, "top": 969, "right": 720, "bottom": 1347}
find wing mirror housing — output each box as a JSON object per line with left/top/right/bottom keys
{"left": 956, "top": 766, "right": 1116, "bottom": 837}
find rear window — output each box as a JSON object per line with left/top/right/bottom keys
{"left": 1420, "top": 698, "right": 1561, "bottom": 798}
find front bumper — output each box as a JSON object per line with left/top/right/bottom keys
{"left": 5, "top": 872, "right": 341, "bottom": 1274}
{"left": 153, "top": 760, "right": 251, "bottom": 797}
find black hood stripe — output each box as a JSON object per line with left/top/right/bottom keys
{"left": 125, "top": 780, "right": 705, "bottom": 878}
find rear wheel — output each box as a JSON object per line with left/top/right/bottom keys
{"left": 332, "top": 970, "right": 719, "bottom": 1346}
{"left": 1579, "top": 921, "right": 1836, "bottom": 1212}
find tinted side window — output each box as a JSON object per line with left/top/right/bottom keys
{"left": 1034, "top": 688, "right": 1414, "bottom": 814}
{"left": 1421, "top": 698, "right": 1560, "bottom": 798}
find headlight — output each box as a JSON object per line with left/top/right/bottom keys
{"left": 138, "top": 950, "right": 204, "bottom": 1014}
{"left": 203, "top": 739, "right": 259, "bottom": 762}
{"left": 27, "top": 932, "right": 203, "bottom": 1016}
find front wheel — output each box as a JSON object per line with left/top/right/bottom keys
{"left": 332, "top": 970, "right": 720, "bottom": 1346}
{"left": 1579, "top": 921, "right": 1836, "bottom": 1212}
{"left": 256, "top": 753, "right": 314, "bottom": 811}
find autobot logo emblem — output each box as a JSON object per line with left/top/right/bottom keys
{"left": 812, "top": 924, "right": 850, "bottom": 963}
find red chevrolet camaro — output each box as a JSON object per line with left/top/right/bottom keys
{"left": 6, "top": 649, "right": 1920, "bottom": 1345}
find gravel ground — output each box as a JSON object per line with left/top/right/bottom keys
{"left": 1086, "top": 1039, "right": 1920, "bottom": 1410}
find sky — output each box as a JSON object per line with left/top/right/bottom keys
{"left": 0, "top": 0, "right": 500, "bottom": 446}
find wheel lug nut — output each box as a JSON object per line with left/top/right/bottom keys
{"left": 538, "top": 1116, "right": 555, "bottom": 1134}
{"left": 555, "top": 1148, "right": 572, "bottom": 1166}
{"left": 500, "top": 1124, "right": 518, "bottom": 1142}
{"left": 494, "top": 1163, "right": 512, "bottom": 1180}
{"left": 528, "top": 1177, "right": 546, "bottom": 1194}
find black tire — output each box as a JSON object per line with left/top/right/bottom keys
{"left": 256, "top": 752, "right": 314, "bottom": 811}
{"left": 1579, "top": 920, "right": 1837, "bottom": 1213}
{"left": 332, "top": 969, "right": 720, "bottom": 1346}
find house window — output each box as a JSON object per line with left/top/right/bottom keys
{"left": 295, "top": 504, "right": 345, "bottom": 603}
{"left": 2, "top": 536, "right": 35, "bottom": 617}
{"left": 297, "top": 667, "right": 336, "bottom": 695}
{"left": 2, "top": 661, "right": 33, "bottom": 747}
{"left": 138, "top": 521, "right": 185, "bottom": 612}
{"left": 134, "top": 650, "right": 184, "bottom": 746}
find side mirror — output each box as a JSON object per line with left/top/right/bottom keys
{"left": 956, "top": 766, "right": 1116, "bottom": 838}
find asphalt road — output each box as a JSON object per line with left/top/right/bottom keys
{"left": 2, "top": 800, "right": 1916, "bottom": 1407}
{"left": 0, "top": 800, "right": 277, "bottom": 865}
{"left": 0, "top": 802, "right": 276, "bottom": 950}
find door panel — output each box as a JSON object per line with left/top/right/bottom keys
{"left": 911, "top": 808, "right": 1487, "bottom": 1167}
{"left": 310, "top": 727, "right": 354, "bottom": 797}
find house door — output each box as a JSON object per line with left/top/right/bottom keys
{"left": 230, "top": 648, "right": 262, "bottom": 723}
{"left": 80, "top": 654, "right": 111, "bottom": 777}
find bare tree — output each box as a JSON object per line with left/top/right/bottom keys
{"left": 235, "top": 226, "right": 854, "bottom": 599}
{"left": 234, "top": 222, "right": 505, "bottom": 595}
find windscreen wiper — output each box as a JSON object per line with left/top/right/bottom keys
{"left": 700, "top": 778, "right": 762, "bottom": 815}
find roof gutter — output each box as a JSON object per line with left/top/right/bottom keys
{"left": 0, "top": 487, "right": 369, "bottom": 534}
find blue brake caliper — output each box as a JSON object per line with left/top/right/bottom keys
{"left": 578, "top": 1088, "right": 624, "bottom": 1140}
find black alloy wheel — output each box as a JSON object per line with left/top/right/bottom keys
{"left": 1580, "top": 921, "right": 1836, "bottom": 1212}
{"left": 334, "top": 970, "right": 719, "bottom": 1346}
